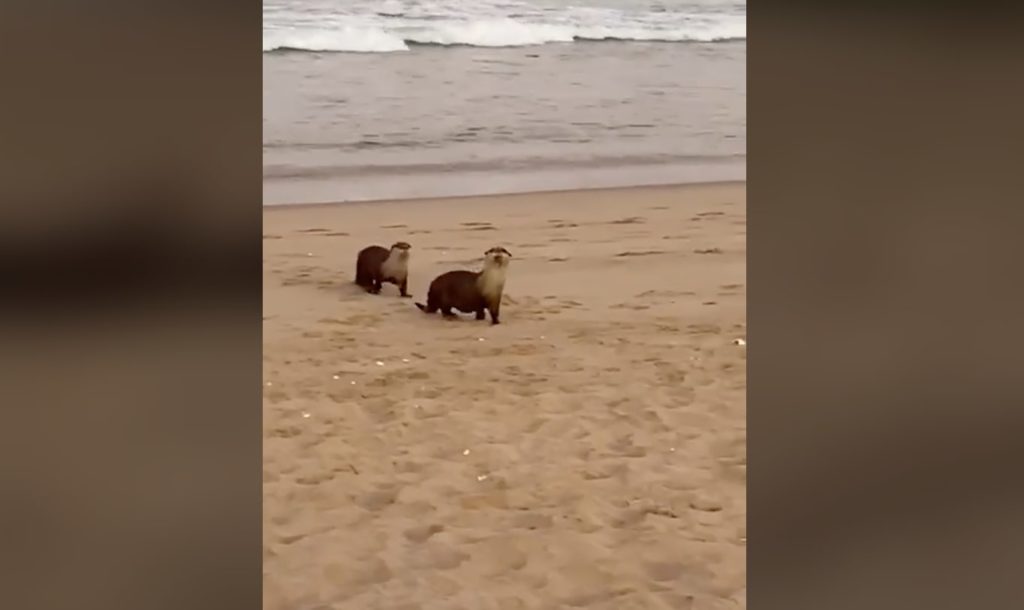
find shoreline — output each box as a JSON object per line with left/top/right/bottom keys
{"left": 263, "top": 177, "right": 747, "bottom": 210}
{"left": 263, "top": 156, "right": 745, "bottom": 206}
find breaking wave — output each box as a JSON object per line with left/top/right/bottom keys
{"left": 263, "top": 13, "right": 745, "bottom": 54}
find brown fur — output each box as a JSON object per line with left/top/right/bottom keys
{"left": 415, "top": 247, "right": 510, "bottom": 324}
{"left": 355, "top": 242, "right": 412, "bottom": 297}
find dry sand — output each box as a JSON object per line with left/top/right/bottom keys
{"left": 263, "top": 183, "right": 747, "bottom": 610}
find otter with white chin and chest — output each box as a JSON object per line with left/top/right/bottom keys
{"left": 354, "top": 242, "right": 412, "bottom": 297}
{"left": 415, "top": 246, "right": 511, "bottom": 324}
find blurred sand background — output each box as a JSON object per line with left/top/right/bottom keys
{"left": 263, "top": 182, "right": 746, "bottom": 609}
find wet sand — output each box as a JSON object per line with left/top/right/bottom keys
{"left": 263, "top": 182, "right": 747, "bottom": 609}
{"left": 263, "top": 40, "right": 746, "bottom": 204}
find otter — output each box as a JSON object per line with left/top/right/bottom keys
{"left": 354, "top": 242, "right": 412, "bottom": 297}
{"left": 415, "top": 246, "right": 511, "bottom": 324}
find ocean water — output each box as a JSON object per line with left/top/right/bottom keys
{"left": 263, "top": 0, "right": 746, "bottom": 204}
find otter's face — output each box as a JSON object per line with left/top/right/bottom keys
{"left": 390, "top": 242, "right": 411, "bottom": 261}
{"left": 484, "top": 246, "right": 511, "bottom": 268}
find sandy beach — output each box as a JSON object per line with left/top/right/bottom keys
{"left": 262, "top": 182, "right": 747, "bottom": 609}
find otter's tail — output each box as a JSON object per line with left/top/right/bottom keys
{"left": 416, "top": 285, "right": 440, "bottom": 313}
{"left": 416, "top": 297, "right": 441, "bottom": 313}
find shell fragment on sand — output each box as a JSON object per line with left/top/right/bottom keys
{"left": 733, "top": 338, "right": 746, "bottom": 346}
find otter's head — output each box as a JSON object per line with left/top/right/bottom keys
{"left": 390, "top": 241, "right": 411, "bottom": 261}
{"left": 483, "top": 246, "right": 511, "bottom": 269}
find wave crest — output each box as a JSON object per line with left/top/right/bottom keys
{"left": 263, "top": 26, "right": 408, "bottom": 53}
{"left": 264, "top": 15, "right": 745, "bottom": 54}
{"left": 405, "top": 19, "right": 575, "bottom": 47}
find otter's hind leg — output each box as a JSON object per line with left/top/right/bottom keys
{"left": 355, "top": 265, "right": 369, "bottom": 288}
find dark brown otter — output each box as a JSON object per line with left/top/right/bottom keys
{"left": 415, "top": 246, "right": 511, "bottom": 324}
{"left": 354, "top": 242, "right": 412, "bottom": 297}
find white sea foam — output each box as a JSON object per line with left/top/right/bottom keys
{"left": 263, "top": 0, "right": 745, "bottom": 53}
{"left": 263, "top": 26, "right": 409, "bottom": 53}
{"left": 404, "top": 19, "right": 576, "bottom": 47}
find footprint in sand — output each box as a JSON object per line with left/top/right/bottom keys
{"left": 609, "top": 216, "right": 645, "bottom": 225}
{"left": 296, "top": 227, "right": 331, "bottom": 233}
{"left": 687, "top": 323, "right": 722, "bottom": 335}
{"left": 615, "top": 250, "right": 665, "bottom": 258}
{"left": 403, "top": 524, "right": 443, "bottom": 543}
{"left": 324, "top": 557, "right": 393, "bottom": 589}
{"left": 610, "top": 302, "right": 651, "bottom": 311}
{"left": 340, "top": 312, "right": 386, "bottom": 326}
{"left": 656, "top": 366, "right": 688, "bottom": 384}
{"left": 717, "top": 283, "right": 744, "bottom": 296}
{"left": 512, "top": 512, "right": 553, "bottom": 530}
{"left": 644, "top": 561, "right": 687, "bottom": 582}
{"left": 414, "top": 543, "right": 468, "bottom": 570}
{"left": 471, "top": 537, "right": 528, "bottom": 576}
{"left": 637, "top": 289, "right": 694, "bottom": 298}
